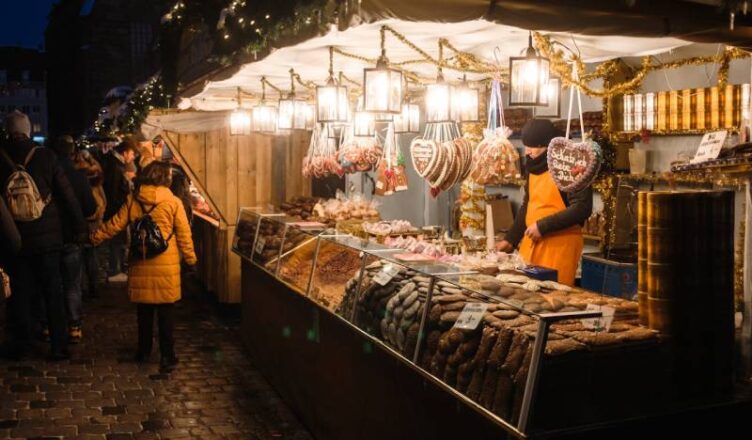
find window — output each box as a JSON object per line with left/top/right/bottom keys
{"left": 0, "top": 70, "right": 6, "bottom": 85}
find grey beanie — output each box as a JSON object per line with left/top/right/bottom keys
{"left": 4, "top": 110, "right": 31, "bottom": 139}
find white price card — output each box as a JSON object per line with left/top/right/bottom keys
{"left": 691, "top": 130, "right": 728, "bottom": 164}
{"left": 453, "top": 303, "right": 489, "bottom": 330}
{"left": 254, "top": 237, "right": 266, "bottom": 254}
{"left": 580, "top": 304, "right": 616, "bottom": 332}
{"left": 373, "top": 263, "right": 401, "bottom": 286}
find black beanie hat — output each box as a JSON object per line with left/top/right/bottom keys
{"left": 521, "top": 118, "right": 560, "bottom": 148}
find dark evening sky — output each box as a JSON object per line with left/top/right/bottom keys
{"left": 0, "top": 0, "right": 58, "bottom": 49}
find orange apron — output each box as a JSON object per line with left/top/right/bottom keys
{"left": 518, "top": 171, "right": 583, "bottom": 286}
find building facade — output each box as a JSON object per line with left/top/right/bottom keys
{"left": 0, "top": 47, "right": 47, "bottom": 142}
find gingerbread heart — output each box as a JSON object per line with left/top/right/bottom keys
{"left": 547, "top": 137, "right": 601, "bottom": 193}
{"left": 410, "top": 138, "right": 438, "bottom": 178}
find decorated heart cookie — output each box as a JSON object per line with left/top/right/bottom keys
{"left": 547, "top": 137, "right": 602, "bottom": 193}
{"left": 410, "top": 138, "right": 438, "bottom": 177}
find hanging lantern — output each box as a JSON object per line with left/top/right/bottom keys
{"left": 229, "top": 87, "right": 251, "bottom": 136}
{"left": 279, "top": 69, "right": 309, "bottom": 130}
{"left": 394, "top": 103, "right": 420, "bottom": 133}
{"left": 316, "top": 47, "right": 349, "bottom": 123}
{"left": 509, "top": 31, "right": 550, "bottom": 107}
{"left": 426, "top": 77, "right": 453, "bottom": 123}
{"left": 535, "top": 77, "right": 561, "bottom": 118}
{"left": 353, "top": 111, "right": 375, "bottom": 137}
{"left": 363, "top": 25, "right": 403, "bottom": 114}
{"left": 452, "top": 75, "right": 480, "bottom": 122}
{"left": 252, "top": 78, "right": 278, "bottom": 134}
{"left": 304, "top": 103, "right": 315, "bottom": 130}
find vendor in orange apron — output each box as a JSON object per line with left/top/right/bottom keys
{"left": 497, "top": 119, "right": 592, "bottom": 286}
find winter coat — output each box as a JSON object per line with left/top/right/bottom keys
{"left": 91, "top": 185, "right": 197, "bottom": 304}
{"left": 72, "top": 150, "right": 107, "bottom": 231}
{"left": 56, "top": 155, "right": 98, "bottom": 244}
{"left": 101, "top": 151, "right": 130, "bottom": 221}
{"left": 0, "top": 140, "right": 87, "bottom": 255}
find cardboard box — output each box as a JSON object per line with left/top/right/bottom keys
{"left": 487, "top": 198, "right": 514, "bottom": 233}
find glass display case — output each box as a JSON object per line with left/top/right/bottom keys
{"left": 232, "top": 207, "right": 723, "bottom": 437}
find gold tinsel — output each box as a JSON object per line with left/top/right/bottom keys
{"left": 534, "top": 33, "right": 750, "bottom": 98}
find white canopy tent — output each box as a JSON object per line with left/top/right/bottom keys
{"left": 179, "top": 19, "right": 691, "bottom": 112}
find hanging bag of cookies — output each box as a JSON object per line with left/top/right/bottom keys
{"left": 470, "top": 79, "right": 520, "bottom": 185}
{"left": 547, "top": 68, "right": 602, "bottom": 193}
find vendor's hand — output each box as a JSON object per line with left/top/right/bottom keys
{"left": 496, "top": 240, "right": 514, "bottom": 253}
{"left": 525, "top": 222, "right": 542, "bottom": 242}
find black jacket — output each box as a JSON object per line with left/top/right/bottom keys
{"left": 101, "top": 151, "right": 131, "bottom": 221}
{"left": 0, "top": 139, "right": 87, "bottom": 255}
{"left": 506, "top": 154, "right": 593, "bottom": 247}
{"left": 0, "top": 196, "right": 21, "bottom": 260}
{"left": 56, "top": 155, "right": 97, "bottom": 244}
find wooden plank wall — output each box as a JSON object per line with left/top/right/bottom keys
{"left": 169, "top": 127, "right": 311, "bottom": 303}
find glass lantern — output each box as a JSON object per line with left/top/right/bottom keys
{"left": 229, "top": 88, "right": 252, "bottom": 136}
{"left": 316, "top": 80, "right": 349, "bottom": 124}
{"left": 363, "top": 55, "right": 403, "bottom": 114}
{"left": 252, "top": 104, "right": 278, "bottom": 134}
{"left": 278, "top": 97, "right": 308, "bottom": 130}
{"left": 353, "top": 111, "right": 375, "bottom": 137}
{"left": 394, "top": 103, "right": 420, "bottom": 133}
{"left": 425, "top": 80, "right": 453, "bottom": 123}
{"left": 452, "top": 77, "right": 480, "bottom": 122}
{"left": 509, "top": 32, "right": 550, "bottom": 107}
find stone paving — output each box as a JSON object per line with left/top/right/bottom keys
{"left": 0, "top": 278, "right": 313, "bottom": 440}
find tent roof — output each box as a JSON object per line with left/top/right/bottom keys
{"left": 183, "top": 18, "right": 691, "bottom": 111}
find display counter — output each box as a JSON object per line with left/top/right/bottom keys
{"left": 233, "top": 207, "right": 752, "bottom": 439}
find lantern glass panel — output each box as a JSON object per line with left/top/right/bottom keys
{"left": 230, "top": 109, "right": 251, "bottom": 136}
{"left": 394, "top": 104, "right": 420, "bottom": 133}
{"left": 353, "top": 111, "right": 375, "bottom": 137}
{"left": 426, "top": 82, "right": 452, "bottom": 123}
{"left": 452, "top": 86, "right": 479, "bottom": 122}
{"left": 252, "top": 105, "right": 278, "bottom": 133}
{"left": 364, "top": 67, "right": 403, "bottom": 113}
{"left": 509, "top": 56, "right": 550, "bottom": 106}
{"left": 316, "top": 85, "right": 349, "bottom": 123}
{"left": 278, "top": 99, "right": 308, "bottom": 130}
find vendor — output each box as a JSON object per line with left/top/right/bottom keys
{"left": 497, "top": 119, "right": 592, "bottom": 286}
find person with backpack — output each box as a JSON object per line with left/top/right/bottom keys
{"left": 101, "top": 138, "right": 138, "bottom": 283}
{"left": 0, "top": 111, "right": 87, "bottom": 361}
{"left": 51, "top": 136, "right": 97, "bottom": 344}
{"left": 0, "top": 196, "right": 21, "bottom": 303}
{"left": 91, "top": 161, "right": 196, "bottom": 372}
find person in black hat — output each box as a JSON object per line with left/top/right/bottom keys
{"left": 497, "top": 119, "right": 592, "bottom": 286}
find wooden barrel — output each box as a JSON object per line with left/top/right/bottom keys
{"left": 647, "top": 296, "right": 673, "bottom": 334}
{"left": 637, "top": 192, "right": 648, "bottom": 325}
{"left": 637, "top": 291, "right": 649, "bottom": 326}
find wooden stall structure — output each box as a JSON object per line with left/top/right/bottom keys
{"left": 143, "top": 109, "right": 311, "bottom": 303}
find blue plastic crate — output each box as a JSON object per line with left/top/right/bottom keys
{"left": 581, "top": 253, "right": 637, "bottom": 299}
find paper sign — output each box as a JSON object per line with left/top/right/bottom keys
{"left": 373, "top": 263, "right": 401, "bottom": 286}
{"left": 691, "top": 130, "right": 727, "bottom": 164}
{"left": 254, "top": 237, "right": 266, "bottom": 255}
{"left": 580, "top": 304, "right": 616, "bottom": 332}
{"left": 453, "top": 303, "right": 489, "bottom": 330}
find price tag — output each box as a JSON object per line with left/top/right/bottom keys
{"left": 373, "top": 263, "right": 400, "bottom": 286}
{"left": 254, "top": 237, "right": 266, "bottom": 254}
{"left": 453, "top": 303, "right": 488, "bottom": 330}
{"left": 691, "top": 130, "right": 728, "bottom": 164}
{"left": 580, "top": 304, "right": 615, "bottom": 332}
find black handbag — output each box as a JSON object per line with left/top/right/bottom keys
{"left": 129, "top": 199, "right": 174, "bottom": 260}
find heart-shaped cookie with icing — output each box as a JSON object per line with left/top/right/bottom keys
{"left": 547, "top": 137, "right": 601, "bottom": 193}
{"left": 410, "top": 138, "right": 438, "bottom": 178}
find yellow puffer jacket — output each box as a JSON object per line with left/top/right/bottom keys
{"left": 91, "top": 185, "right": 197, "bottom": 304}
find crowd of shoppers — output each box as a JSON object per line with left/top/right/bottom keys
{"left": 0, "top": 110, "right": 196, "bottom": 371}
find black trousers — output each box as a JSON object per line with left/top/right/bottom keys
{"left": 136, "top": 303, "right": 175, "bottom": 360}
{"left": 6, "top": 252, "right": 68, "bottom": 356}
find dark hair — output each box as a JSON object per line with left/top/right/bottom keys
{"left": 114, "top": 137, "right": 139, "bottom": 155}
{"left": 135, "top": 161, "right": 172, "bottom": 187}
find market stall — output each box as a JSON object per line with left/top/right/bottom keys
{"left": 144, "top": 0, "right": 752, "bottom": 437}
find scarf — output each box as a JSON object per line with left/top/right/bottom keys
{"left": 525, "top": 152, "right": 549, "bottom": 175}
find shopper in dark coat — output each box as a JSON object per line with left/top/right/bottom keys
{"left": 51, "top": 136, "right": 97, "bottom": 343}
{"left": 100, "top": 139, "right": 137, "bottom": 282}
{"left": 0, "top": 111, "right": 87, "bottom": 360}
{"left": 0, "top": 196, "right": 20, "bottom": 259}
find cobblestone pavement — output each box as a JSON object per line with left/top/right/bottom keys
{"left": 0, "top": 278, "right": 313, "bottom": 440}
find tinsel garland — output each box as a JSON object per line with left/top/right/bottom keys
{"left": 534, "top": 33, "right": 750, "bottom": 98}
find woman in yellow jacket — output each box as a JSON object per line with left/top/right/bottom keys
{"left": 92, "top": 161, "right": 197, "bottom": 371}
